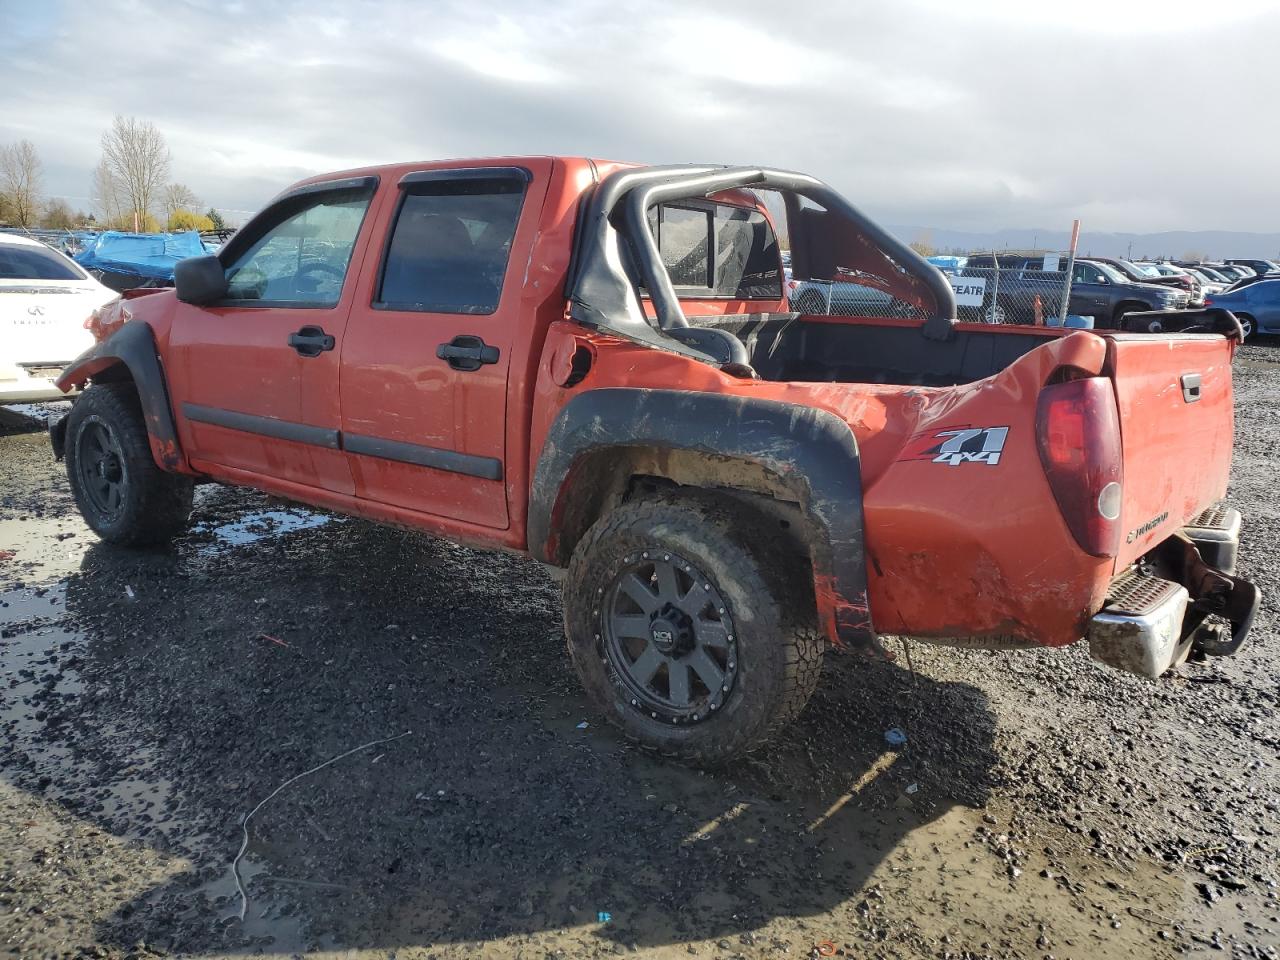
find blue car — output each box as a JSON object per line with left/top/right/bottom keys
{"left": 1206, "top": 278, "right": 1280, "bottom": 339}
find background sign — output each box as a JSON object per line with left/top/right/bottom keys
{"left": 948, "top": 275, "right": 987, "bottom": 307}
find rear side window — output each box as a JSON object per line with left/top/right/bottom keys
{"left": 0, "top": 244, "right": 83, "bottom": 281}
{"left": 377, "top": 176, "right": 527, "bottom": 314}
{"left": 224, "top": 183, "right": 375, "bottom": 306}
{"left": 648, "top": 201, "right": 781, "bottom": 299}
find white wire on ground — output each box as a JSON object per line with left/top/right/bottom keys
{"left": 231, "top": 729, "right": 413, "bottom": 921}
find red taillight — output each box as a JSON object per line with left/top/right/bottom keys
{"left": 1036, "top": 377, "right": 1124, "bottom": 558}
{"left": 1203, "top": 297, "right": 1214, "bottom": 306}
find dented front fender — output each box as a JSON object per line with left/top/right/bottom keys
{"left": 54, "top": 321, "right": 187, "bottom": 472}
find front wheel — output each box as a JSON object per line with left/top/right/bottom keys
{"left": 65, "top": 383, "right": 194, "bottom": 546}
{"left": 563, "top": 494, "right": 824, "bottom": 766}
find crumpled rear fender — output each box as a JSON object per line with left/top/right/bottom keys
{"left": 528, "top": 388, "right": 877, "bottom": 651}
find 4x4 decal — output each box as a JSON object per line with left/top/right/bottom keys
{"left": 900, "top": 426, "right": 1009, "bottom": 466}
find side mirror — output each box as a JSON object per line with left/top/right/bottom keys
{"left": 174, "top": 254, "right": 228, "bottom": 305}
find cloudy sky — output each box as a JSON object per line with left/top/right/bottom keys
{"left": 2, "top": 0, "right": 1277, "bottom": 232}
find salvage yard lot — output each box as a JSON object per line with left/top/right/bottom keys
{"left": 2, "top": 346, "right": 1278, "bottom": 960}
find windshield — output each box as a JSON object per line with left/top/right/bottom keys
{"left": 1198, "top": 267, "right": 1229, "bottom": 282}
{"left": 1093, "top": 261, "right": 1128, "bottom": 283}
{"left": 1113, "top": 259, "right": 1149, "bottom": 278}
{"left": 0, "top": 242, "right": 86, "bottom": 281}
{"left": 1129, "top": 262, "right": 1160, "bottom": 278}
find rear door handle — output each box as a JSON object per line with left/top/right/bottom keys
{"left": 288, "top": 325, "right": 336, "bottom": 358}
{"left": 437, "top": 335, "right": 500, "bottom": 372}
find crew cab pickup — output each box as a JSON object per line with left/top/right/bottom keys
{"left": 50, "top": 158, "right": 1259, "bottom": 764}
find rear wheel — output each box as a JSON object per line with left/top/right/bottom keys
{"left": 563, "top": 493, "right": 823, "bottom": 766}
{"left": 65, "top": 383, "right": 194, "bottom": 546}
{"left": 1236, "top": 314, "right": 1255, "bottom": 339}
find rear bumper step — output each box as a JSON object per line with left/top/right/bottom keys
{"left": 1088, "top": 571, "right": 1190, "bottom": 679}
{"left": 1088, "top": 502, "right": 1260, "bottom": 679}
{"left": 1183, "top": 504, "right": 1242, "bottom": 575}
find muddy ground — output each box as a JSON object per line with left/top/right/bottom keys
{"left": 1, "top": 347, "right": 1278, "bottom": 960}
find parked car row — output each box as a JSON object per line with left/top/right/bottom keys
{"left": 787, "top": 249, "right": 1279, "bottom": 337}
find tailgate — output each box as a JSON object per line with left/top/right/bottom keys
{"left": 1108, "top": 334, "right": 1234, "bottom": 565}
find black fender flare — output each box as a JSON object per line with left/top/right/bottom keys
{"left": 528, "top": 388, "right": 875, "bottom": 647}
{"left": 51, "top": 322, "right": 182, "bottom": 469}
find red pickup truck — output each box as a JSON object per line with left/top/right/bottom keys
{"left": 51, "top": 158, "right": 1259, "bottom": 764}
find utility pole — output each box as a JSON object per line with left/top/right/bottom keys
{"left": 1060, "top": 219, "right": 1081, "bottom": 323}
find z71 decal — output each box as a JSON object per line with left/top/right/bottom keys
{"left": 900, "top": 426, "right": 1010, "bottom": 466}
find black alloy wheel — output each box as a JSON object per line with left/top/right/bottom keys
{"left": 601, "top": 550, "right": 738, "bottom": 724}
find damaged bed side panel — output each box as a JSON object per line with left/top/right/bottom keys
{"left": 527, "top": 388, "right": 875, "bottom": 648}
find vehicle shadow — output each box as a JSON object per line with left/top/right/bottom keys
{"left": 37, "top": 502, "right": 998, "bottom": 954}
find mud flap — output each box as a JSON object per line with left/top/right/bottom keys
{"left": 49, "top": 414, "right": 69, "bottom": 461}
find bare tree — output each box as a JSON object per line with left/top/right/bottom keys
{"left": 162, "top": 182, "right": 200, "bottom": 223}
{"left": 42, "top": 198, "right": 75, "bottom": 230}
{"left": 100, "top": 115, "right": 170, "bottom": 230}
{"left": 0, "top": 139, "right": 44, "bottom": 228}
{"left": 91, "top": 160, "right": 125, "bottom": 227}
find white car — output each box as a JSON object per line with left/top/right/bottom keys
{"left": 1, "top": 234, "right": 117, "bottom": 404}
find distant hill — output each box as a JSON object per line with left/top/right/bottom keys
{"left": 889, "top": 225, "right": 1280, "bottom": 261}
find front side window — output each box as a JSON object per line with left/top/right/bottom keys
{"left": 224, "top": 185, "right": 374, "bottom": 306}
{"left": 377, "top": 176, "right": 526, "bottom": 314}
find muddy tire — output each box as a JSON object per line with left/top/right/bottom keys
{"left": 563, "top": 493, "right": 823, "bottom": 766}
{"left": 65, "top": 383, "right": 193, "bottom": 546}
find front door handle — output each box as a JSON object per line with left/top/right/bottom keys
{"left": 288, "top": 325, "right": 336, "bottom": 358}
{"left": 437, "top": 335, "right": 500, "bottom": 372}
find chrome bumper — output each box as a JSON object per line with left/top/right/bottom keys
{"left": 1088, "top": 572, "right": 1190, "bottom": 679}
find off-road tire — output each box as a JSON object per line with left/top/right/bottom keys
{"left": 65, "top": 383, "right": 193, "bottom": 546}
{"left": 563, "top": 492, "right": 824, "bottom": 766}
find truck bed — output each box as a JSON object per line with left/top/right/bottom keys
{"left": 687, "top": 313, "right": 1065, "bottom": 386}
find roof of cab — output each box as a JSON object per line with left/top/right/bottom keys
{"left": 282, "top": 156, "right": 602, "bottom": 193}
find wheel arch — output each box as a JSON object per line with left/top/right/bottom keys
{"left": 529, "top": 389, "right": 875, "bottom": 648}
{"left": 51, "top": 322, "right": 184, "bottom": 470}
{"left": 1113, "top": 298, "right": 1154, "bottom": 320}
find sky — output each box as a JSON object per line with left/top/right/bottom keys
{"left": 2, "top": 0, "right": 1278, "bottom": 232}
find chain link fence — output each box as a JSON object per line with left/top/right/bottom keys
{"left": 785, "top": 248, "right": 1079, "bottom": 325}
{"left": 955, "top": 252, "right": 1075, "bottom": 324}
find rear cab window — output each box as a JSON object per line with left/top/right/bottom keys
{"left": 647, "top": 198, "right": 782, "bottom": 300}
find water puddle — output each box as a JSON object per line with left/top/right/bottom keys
{"left": 190, "top": 508, "right": 335, "bottom": 555}
{"left": 0, "top": 513, "right": 92, "bottom": 584}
